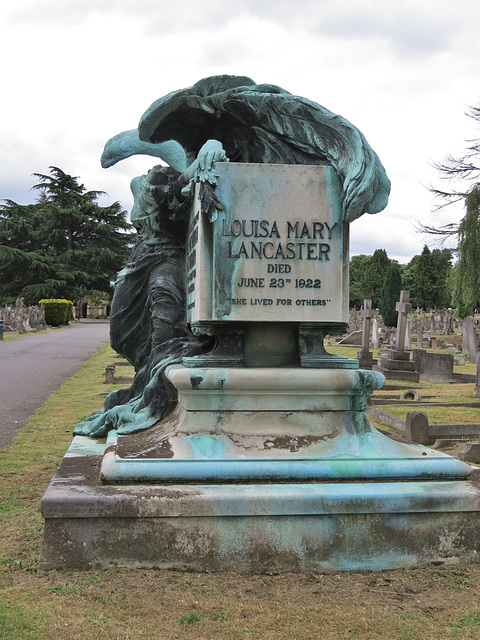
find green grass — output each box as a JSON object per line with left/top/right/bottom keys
{"left": 2, "top": 337, "right": 480, "bottom": 639}
{"left": 373, "top": 379, "right": 479, "bottom": 424}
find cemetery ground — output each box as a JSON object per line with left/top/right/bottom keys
{"left": 2, "top": 345, "right": 480, "bottom": 638}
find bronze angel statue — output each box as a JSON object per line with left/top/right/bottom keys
{"left": 75, "top": 75, "right": 390, "bottom": 438}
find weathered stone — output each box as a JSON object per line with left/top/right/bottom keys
{"left": 475, "top": 353, "right": 480, "bottom": 398}
{"left": 412, "top": 349, "right": 454, "bottom": 383}
{"left": 395, "top": 291, "right": 412, "bottom": 352}
{"left": 104, "top": 365, "right": 115, "bottom": 384}
{"left": 337, "top": 331, "right": 362, "bottom": 345}
{"left": 357, "top": 299, "right": 376, "bottom": 369}
{"left": 400, "top": 390, "right": 422, "bottom": 401}
{"left": 39, "top": 442, "right": 480, "bottom": 572}
{"left": 463, "top": 316, "right": 478, "bottom": 364}
{"left": 459, "top": 443, "right": 480, "bottom": 464}
{"left": 187, "top": 163, "right": 347, "bottom": 325}
{"left": 374, "top": 292, "right": 420, "bottom": 381}
{"left": 405, "top": 411, "right": 429, "bottom": 445}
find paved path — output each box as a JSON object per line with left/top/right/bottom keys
{"left": 0, "top": 322, "right": 110, "bottom": 448}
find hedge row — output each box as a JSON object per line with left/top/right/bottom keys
{"left": 39, "top": 299, "right": 74, "bottom": 327}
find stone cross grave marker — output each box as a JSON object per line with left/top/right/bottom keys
{"left": 417, "top": 324, "right": 424, "bottom": 348}
{"left": 395, "top": 290, "right": 412, "bottom": 352}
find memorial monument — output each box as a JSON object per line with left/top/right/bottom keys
{"left": 41, "top": 76, "right": 480, "bottom": 572}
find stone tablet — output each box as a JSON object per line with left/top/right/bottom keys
{"left": 187, "top": 163, "right": 348, "bottom": 324}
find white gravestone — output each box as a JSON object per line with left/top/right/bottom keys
{"left": 405, "top": 318, "right": 412, "bottom": 350}
{"left": 395, "top": 290, "right": 412, "bottom": 352}
{"left": 187, "top": 163, "right": 348, "bottom": 325}
{"left": 372, "top": 316, "right": 379, "bottom": 349}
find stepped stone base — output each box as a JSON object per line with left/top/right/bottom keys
{"left": 374, "top": 350, "right": 420, "bottom": 383}
{"left": 40, "top": 441, "right": 480, "bottom": 572}
{"left": 40, "top": 366, "right": 476, "bottom": 572}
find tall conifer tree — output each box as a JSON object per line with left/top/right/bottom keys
{"left": 0, "top": 167, "right": 133, "bottom": 304}
{"left": 379, "top": 263, "right": 402, "bottom": 327}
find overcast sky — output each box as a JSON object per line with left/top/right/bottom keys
{"left": 1, "top": 0, "right": 479, "bottom": 263}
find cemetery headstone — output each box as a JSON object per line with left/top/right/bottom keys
{"left": 374, "top": 290, "right": 419, "bottom": 382}
{"left": 405, "top": 317, "right": 412, "bottom": 350}
{"left": 464, "top": 316, "right": 478, "bottom": 364}
{"left": 417, "top": 324, "right": 424, "bottom": 348}
{"left": 14, "top": 298, "right": 25, "bottom": 334}
{"left": 475, "top": 353, "right": 480, "bottom": 399}
{"left": 412, "top": 349, "right": 454, "bottom": 382}
{"left": 371, "top": 316, "right": 379, "bottom": 349}
{"left": 357, "top": 299, "right": 376, "bottom": 369}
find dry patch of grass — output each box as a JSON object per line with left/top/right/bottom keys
{"left": 1, "top": 323, "right": 76, "bottom": 341}
{"left": 2, "top": 343, "right": 480, "bottom": 639}
{"left": 374, "top": 380, "right": 480, "bottom": 424}
{"left": 328, "top": 344, "right": 479, "bottom": 425}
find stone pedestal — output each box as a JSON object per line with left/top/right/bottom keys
{"left": 40, "top": 365, "right": 479, "bottom": 572}
{"left": 40, "top": 449, "right": 480, "bottom": 572}
{"left": 357, "top": 350, "right": 376, "bottom": 370}
{"left": 39, "top": 161, "right": 480, "bottom": 573}
{"left": 374, "top": 350, "right": 420, "bottom": 383}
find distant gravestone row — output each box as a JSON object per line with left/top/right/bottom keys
{"left": 349, "top": 304, "right": 477, "bottom": 359}
{"left": 351, "top": 294, "right": 479, "bottom": 383}
{"left": 0, "top": 298, "right": 47, "bottom": 335}
{"left": 349, "top": 306, "right": 461, "bottom": 338}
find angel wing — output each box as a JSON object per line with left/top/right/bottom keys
{"left": 101, "top": 128, "right": 186, "bottom": 173}
{"left": 137, "top": 75, "right": 390, "bottom": 222}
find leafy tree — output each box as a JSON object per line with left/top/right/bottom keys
{"left": 363, "top": 249, "right": 392, "bottom": 307}
{"left": 430, "top": 247, "right": 453, "bottom": 308}
{"left": 0, "top": 167, "right": 133, "bottom": 304}
{"left": 450, "top": 187, "right": 480, "bottom": 316}
{"left": 401, "top": 254, "right": 421, "bottom": 305}
{"left": 420, "top": 102, "right": 479, "bottom": 315}
{"left": 379, "top": 263, "right": 402, "bottom": 327}
{"left": 402, "top": 245, "right": 452, "bottom": 311}
{"left": 349, "top": 254, "right": 371, "bottom": 307}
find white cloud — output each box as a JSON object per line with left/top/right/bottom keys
{"left": 1, "top": 0, "right": 480, "bottom": 264}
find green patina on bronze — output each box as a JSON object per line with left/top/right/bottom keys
{"left": 139, "top": 74, "right": 390, "bottom": 223}
{"left": 76, "top": 75, "right": 390, "bottom": 438}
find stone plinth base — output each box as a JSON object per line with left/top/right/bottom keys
{"left": 356, "top": 350, "right": 377, "bottom": 370}
{"left": 98, "top": 366, "right": 468, "bottom": 483}
{"left": 40, "top": 440, "right": 480, "bottom": 572}
{"left": 374, "top": 351, "right": 420, "bottom": 383}
{"left": 373, "top": 368, "right": 420, "bottom": 383}
{"left": 40, "top": 365, "right": 476, "bottom": 572}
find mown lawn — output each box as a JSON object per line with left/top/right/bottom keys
{"left": 2, "top": 340, "right": 480, "bottom": 639}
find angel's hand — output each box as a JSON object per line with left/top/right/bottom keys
{"left": 197, "top": 139, "right": 228, "bottom": 172}
{"left": 180, "top": 139, "right": 229, "bottom": 205}
{"left": 193, "top": 140, "right": 229, "bottom": 185}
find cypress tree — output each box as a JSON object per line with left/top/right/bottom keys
{"left": 379, "top": 263, "right": 402, "bottom": 328}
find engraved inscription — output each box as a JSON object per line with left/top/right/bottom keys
{"left": 187, "top": 164, "right": 347, "bottom": 324}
